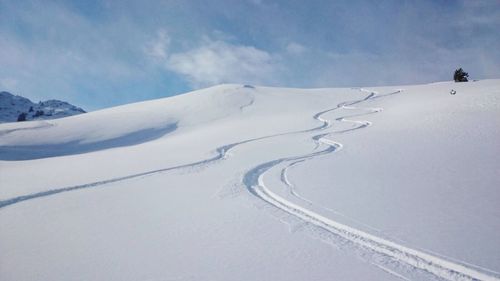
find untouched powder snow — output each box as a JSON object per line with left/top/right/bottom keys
{"left": 0, "top": 81, "right": 499, "bottom": 281}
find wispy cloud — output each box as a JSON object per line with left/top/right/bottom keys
{"left": 165, "top": 40, "right": 280, "bottom": 87}
{"left": 145, "top": 29, "right": 171, "bottom": 61}
{"left": 144, "top": 32, "right": 282, "bottom": 87}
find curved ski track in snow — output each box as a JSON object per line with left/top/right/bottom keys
{"left": 0, "top": 135, "right": 265, "bottom": 209}
{"left": 0, "top": 93, "right": 342, "bottom": 209}
{"left": 1, "top": 89, "right": 498, "bottom": 280}
{"left": 242, "top": 89, "right": 500, "bottom": 281}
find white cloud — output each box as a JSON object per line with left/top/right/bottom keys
{"left": 145, "top": 29, "right": 171, "bottom": 61}
{"left": 166, "top": 40, "right": 279, "bottom": 86}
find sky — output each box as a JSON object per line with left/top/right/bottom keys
{"left": 1, "top": 0, "right": 499, "bottom": 110}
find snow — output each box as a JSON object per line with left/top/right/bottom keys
{"left": 0, "top": 80, "right": 499, "bottom": 280}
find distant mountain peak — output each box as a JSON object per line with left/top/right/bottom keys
{"left": 0, "top": 91, "right": 86, "bottom": 123}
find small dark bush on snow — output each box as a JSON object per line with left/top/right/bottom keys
{"left": 454, "top": 68, "right": 469, "bottom": 82}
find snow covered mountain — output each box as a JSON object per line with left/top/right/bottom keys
{"left": 0, "top": 80, "right": 499, "bottom": 281}
{"left": 0, "top": 91, "right": 85, "bottom": 123}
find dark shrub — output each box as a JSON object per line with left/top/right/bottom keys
{"left": 454, "top": 68, "right": 469, "bottom": 82}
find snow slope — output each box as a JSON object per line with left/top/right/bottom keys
{"left": 0, "top": 81, "right": 499, "bottom": 281}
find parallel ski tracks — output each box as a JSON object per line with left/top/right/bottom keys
{"left": 242, "top": 89, "right": 500, "bottom": 281}
{"left": 1, "top": 89, "right": 498, "bottom": 280}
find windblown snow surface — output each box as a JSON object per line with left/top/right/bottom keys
{"left": 0, "top": 80, "right": 499, "bottom": 281}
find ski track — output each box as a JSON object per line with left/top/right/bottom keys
{"left": 1, "top": 88, "right": 498, "bottom": 281}
{"left": 282, "top": 92, "right": 386, "bottom": 232}
{"left": 280, "top": 157, "right": 384, "bottom": 234}
{"left": 0, "top": 135, "right": 262, "bottom": 209}
{"left": 374, "top": 263, "right": 412, "bottom": 281}
{"left": 0, "top": 89, "right": 370, "bottom": 209}
{"left": 242, "top": 89, "right": 500, "bottom": 281}
{"left": 0, "top": 121, "right": 55, "bottom": 137}
{"left": 0, "top": 93, "right": 338, "bottom": 209}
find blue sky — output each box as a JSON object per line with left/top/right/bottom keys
{"left": 1, "top": 0, "right": 499, "bottom": 110}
